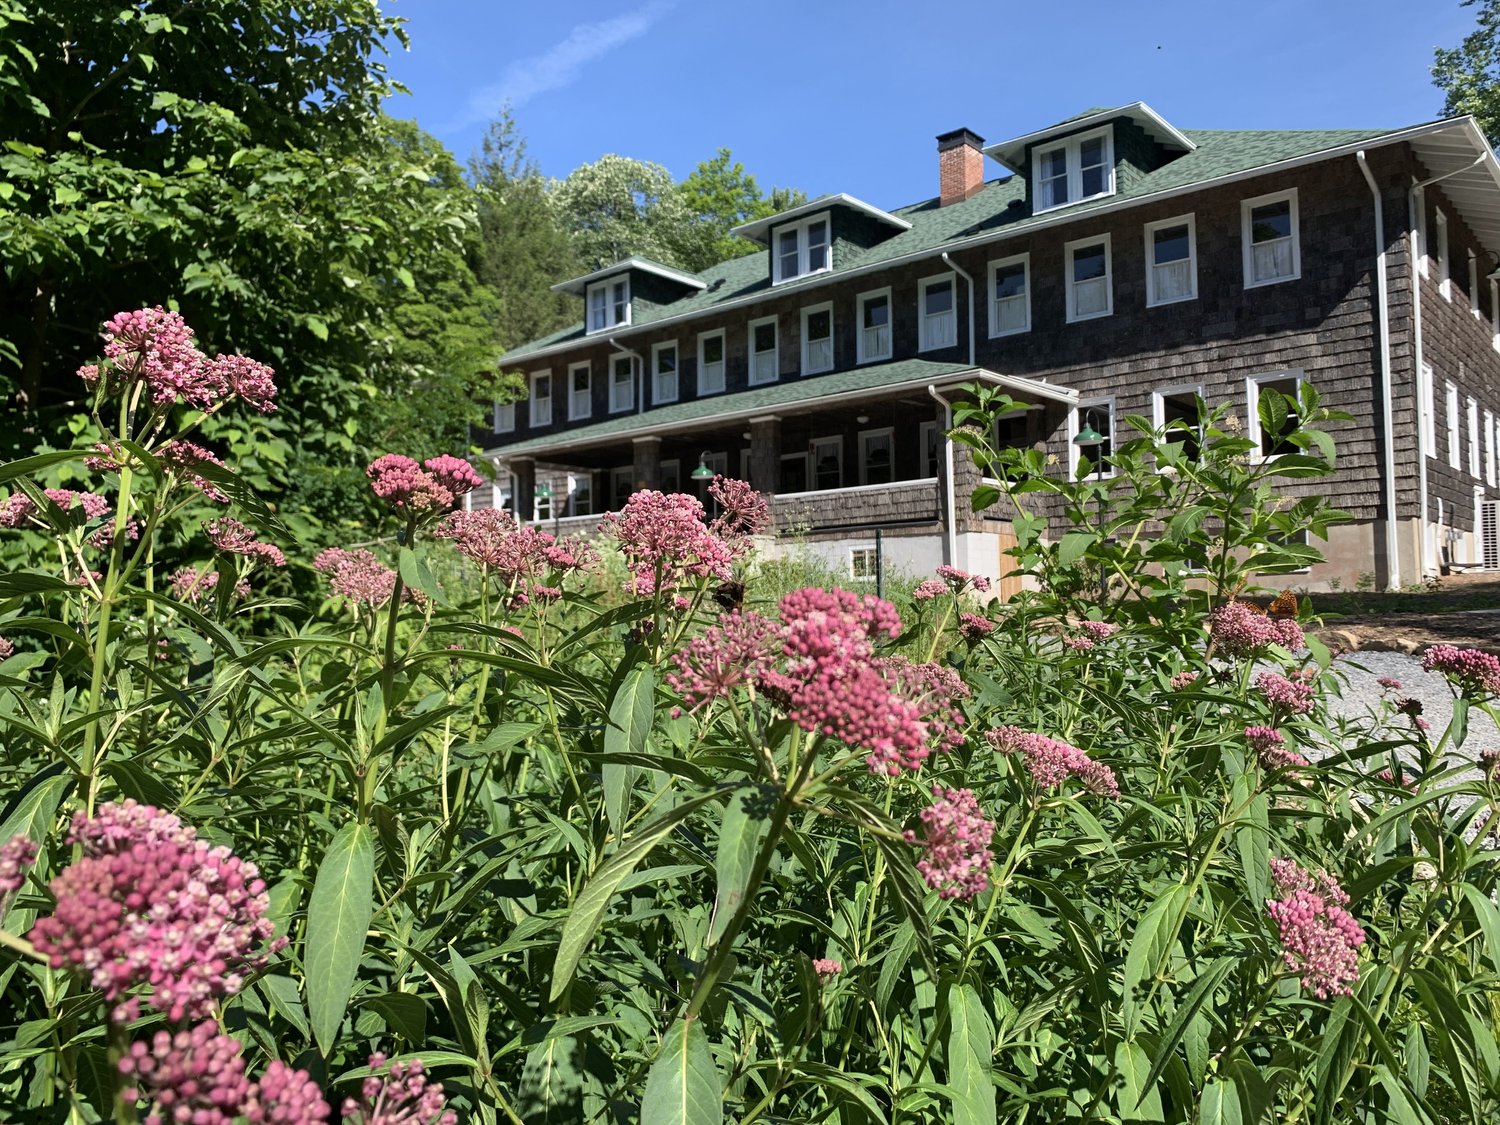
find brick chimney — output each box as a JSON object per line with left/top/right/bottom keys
{"left": 937, "top": 128, "right": 985, "bottom": 206}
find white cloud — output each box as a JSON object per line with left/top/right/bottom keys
{"left": 463, "top": 3, "right": 672, "bottom": 122}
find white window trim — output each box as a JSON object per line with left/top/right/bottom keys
{"left": 585, "top": 276, "right": 631, "bottom": 335}
{"left": 918, "top": 419, "right": 939, "bottom": 478}
{"left": 652, "top": 340, "right": 679, "bottom": 405}
{"left": 988, "top": 253, "right": 1031, "bottom": 338}
{"left": 771, "top": 212, "right": 832, "bottom": 285}
{"left": 1065, "top": 234, "right": 1113, "bottom": 323}
{"left": 747, "top": 315, "right": 779, "bottom": 385}
{"left": 1152, "top": 383, "right": 1204, "bottom": 471}
{"left": 1245, "top": 370, "right": 1303, "bottom": 462}
{"left": 1033, "top": 125, "right": 1115, "bottom": 214}
{"left": 1241, "top": 188, "right": 1301, "bottom": 289}
{"left": 849, "top": 545, "right": 879, "bottom": 582}
{"left": 1486, "top": 408, "right": 1497, "bottom": 487}
{"left": 1468, "top": 395, "right": 1481, "bottom": 478}
{"left": 856, "top": 287, "right": 894, "bottom": 365}
{"left": 698, "top": 330, "right": 726, "bottom": 396}
{"left": 568, "top": 362, "right": 591, "bottom": 421}
{"left": 1068, "top": 396, "right": 1117, "bottom": 480}
{"left": 811, "top": 436, "right": 843, "bottom": 489}
{"left": 492, "top": 400, "right": 515, "bottom": 433}
{"left": 1144, "top": 213, "right": 1198, "bottom": 307}
{"left": 918, "top": 273, "right": 958, "bottom": 352}
{"left": 1421, "top": 364, "right": 1436, "bottom": 458}
{"left": 529, "top": 370, "right": 553, "bottom": 428}
{"left": 779, "top": 451, "right": 810, "bottom": 493}
{"left": 857, "top": 426, "right": 896, "bottom": 486}
{"left": 800, "top": 302, "right": 834, "bottom": 375}
{"left": 1436, "top": 211, "right": 1451, "bottom": 301}
{"left": 608, "top": 356, "right": 634, "bottom": 414}
{"left": 1446, "top": 380, "right": 1460, "bottom": 470}
{"left": 1470, "top": 251, "right": 1481, "bottom": 317}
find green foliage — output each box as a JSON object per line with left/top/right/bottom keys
{"left": 1434, "top": 0, "right": 1500, "bottom": 145}
{"left": 676, "top": 148, "right": 808, "bottom": 273}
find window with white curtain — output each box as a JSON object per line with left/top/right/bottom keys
{"left": 772, "top": 215, "right": 830, "bottom": 284}
{"left": 989, "top": 254, "right": 1030, "bottom": 337}
{"left": 698, "top": 331, "right": 726, "bottom": 395}
{"left": 1066, "top": 236, "right": 1112, "bottom": 322}
{"left": 1145, "top": 215, "right": 1197, "bottom": 306}
{"left": 801, "top": 304, "right": 833, "bottom": 374}
{"left": 652, "top": 342, "right": 678, "bottom": 404}
{"left": 919, "top": 275, "right": 957, "bottom": 350}
{"left": 1468, "top": 396, "right": 1481, "bottom": 477}
{"left": 493, "top": 401, "right": 514, "bottom": 433}
{"left": 1242, "top": 190, "right": 1300, "bottom": 287}
{"left": 1446, "top": 381, "right": 1460, "bottom": 469}
{"left": 857, "top": 289, "right": 892, "bottom": 363}
{"left": 529, "top": 371, "right": 552, "bottom": 427}
{"left": 586, "top": 277, "right": 630, "bottom": 333}
{"left": 748, "top": 317, "right": 778, "bottom": 385}
{"left": 1486, "top": 408, "right": 1496, "bottom": 486}
{"left": 569, "top": 363, "right": 591, "bottom": 420}
{"left": 1033, "top": 127, "right": 1114, "bottom": 212}
{"left": 609, "top": 356, "right": 634, "bottom": 413}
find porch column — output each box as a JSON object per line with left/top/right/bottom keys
{"left": 951, "top": 424, "right": 985, "bottom": 533}
{"left": 510, "top": 458, "right": 535, "bottom": 524}
{"left": 632, "top": 436, "right": 662, "bottom": 492}
{"left": 749, "top": 415, "right": 781, "bottom": 495}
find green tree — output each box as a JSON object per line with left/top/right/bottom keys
{"left": 1434, "top": 0, "right": 1500, "bottom": 144}
{"left": 0, "top": 1, "right": 500, "bottom": 531}
{"left": 553, "top": 153, "right": 694, "bottom": 271}
{"left": 676, "top": 148, "right": 807, "bottom": 273}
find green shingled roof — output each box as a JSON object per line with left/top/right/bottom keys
{"left": 487, "top": 358, "right": 979, "bottom": 458}
{"left": 501, "top": 120, "right": 1419, "bottom": 363}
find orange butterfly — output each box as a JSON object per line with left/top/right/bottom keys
{"left": 1237, "top": 590, "right": 1301, "bottom": 618}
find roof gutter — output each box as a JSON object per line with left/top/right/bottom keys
{"left": 503, "top": 119, "right": 1482, "bottom": 367}
{"left": 1354, "top": 151, "right": 1400, "bottom": 591}
{"left": 928, "top": 384, "right": 960, "bottom": 568}
{"left": 941, "top": 251, "right": 976, "bottom": 366}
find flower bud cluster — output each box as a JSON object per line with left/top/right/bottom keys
{"left": 313, "top": 547, "right": 400, "bottom": 608}
{"left": 911, "top": 578, "right": 947, "bottom": 602}
{"left": 169, "top": 566, "right": 250, "bottom": 604}
{"left": 812, "top": 958, "right": 843, "bottom": 977}
{"left": 601, "top": 489, "right": 737, "bottom": 596}
{"left": 367, "top": 454, "right": 481, "bottom": 514}
{"left": 1421, "top": 643, "right": 1500, "bottom": 699}
{"left": 707, "top": 475, "right": 771, "bottom": 539}
{"left": 958, "top": 613, "right": 995, "bottom": 641}
{"left": 987, "top": 725, "right": 1120, "bottom": 797}
{"left": 905, "top": 786, "right": 995, "bottom": 900}
{"left": 31, "top": 800, "right": 284, "bottom": 1023}
{"left": 1266, "top": 858, "right": 1365, "bottom": 998}
{"left": 79, "top": 307, "right": 276, "bottom": 412}
{"left": 342, "top": 1054, "right": 457, "bottom": 1125}
{"left": 1207, "top": 601, "right": 1304, "bottom": 657}
{"left": 667, "top": 611, "right": 782, "bottom": 711}
{"left": 1, "top": 488, "right": 112, "bottom": 530}
{"left": 935, "top": 564, "right": 991, "bottom": 594}
{"left": 436, "top": 509, "right": 595, "bottom": 604}
{"left": 161, "top": 440, "right": 231, "bottom": 504}
{"left": 0, "top": 833, "right": 37, "bottom": 902}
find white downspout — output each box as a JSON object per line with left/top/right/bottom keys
{"left": 1408, "top": 153, "right": 1487, "bottom": 578}
{"left": 928, "top": 384, "right": 959, "bottom": 568}
{"left": 608, "top": 337, "right": 644, "bottom": 414}
{"left": 1356, "top": 152, "right": 1401, "bottom": 591}
{"left": 940, "top": 252, "right": 976, "bottom": 366}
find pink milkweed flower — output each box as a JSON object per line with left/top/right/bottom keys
{"left": 667, "top": 611, "right": 782, "bottom": 712}
{"left": 423, "top": 454, "right": 484, "bottom": 499}
{"left": 912, "top": 578, "right": 947, "bottom": 602}
{"left": 84, "top": 308, "right": 279, "bottom": 413}
{"left": 242, "top": 1059, "right": 331, "bottom": 1124}
{"left": 168, "top": 566, "right": 250, "bottom": 604}
{"left": 1376, "top": 677, "right": 1402, "bottom": 692}
{"left": 30, "top": 800, "right": 284, "bottom": 1024}
{"left": 600, "top": 490, "right": 735, "bottom": 596}
{"left": 1266, "top": 858, "right": 1365, "bottom": 998}
{"left": 313, "top": 547, "right": 399, "bottom": 608}
{"left": 959, "top": 613, "right": 995, "bottom": 641}
{"left": 0, "top": 636, "right": 14, "bottom": 660}
{"left": 905, "top": 786, "right": 995, "bottom": 901}
{"left": 160, "top": 440, "right": 230, "bottom": 504}
{"left": 987, "top": 725, "right": 1120, "bottom": 797}
{"left": 204, "top": 517, "right": 285, "bottom": 567}
{"left": 0, "top": 833, "right": 36, "bottom": 902}
{"left": 205, "top": 353, "right": 278, "bottom": 413}
{"left": 366, "top": 454, "right": 456, "bottom": 514}
{"left": 935, "top": 564, "right": 990, "bottom": 594}
{"left": 708, "top": 475, "right": 771, "bottom": 538}
{"left": 1207, "top": 601, "right": 1304, "bottom": 658}
{"left": 1256, "top": 671, "right": 1316, "bottom": 716}
{"left": 813, "top": 958, "right": 843, "bottom": 978}
{"left": 1244, "top": 725, "right": 1308, "bottom": 769}
{"left": 1169, "top": 670, "right": 1199, "bottom": 690}
{"left": 1078, "top": 620, "right": 1118, "bottom": 641}
{"left": 1421, "top": 643, "right": 1500, "bottom": 699}
{"left": 342, "top": 1054, "right": 457, "bottom": 1125}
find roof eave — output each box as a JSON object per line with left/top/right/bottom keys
{"left": 732, "top": 193, "right": 913, "bottom": 245}
{"left": 550, "top": 256, "right": 707, "bottom": 296}
{"left": 984, "top": 101, "right": 1197, "bottom": 171}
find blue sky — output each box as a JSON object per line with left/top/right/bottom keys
{"left": 381, "top": 0, "right": 1478, "bottom": 209}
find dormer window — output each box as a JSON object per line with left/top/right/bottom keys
{"left": 1034, "top": 127, "right": 1114, "bottom": 212}
{"left": 586, "top": 277, "right": 630, "bottom": 334}
{"left": 773, "top": 215, "right": 831, "bottom": 284}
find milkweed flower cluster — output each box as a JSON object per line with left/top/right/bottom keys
{"left": 1078, "top": 620, "right": 1118, "bottom": 641}
{"left": 204, "top": 517, "right": 286, "bottom": 567}
{"left": 0, "top": 636, "right": 13, "bottom": 660}
{"left": 1, "top": 488, "right": 112, "bottom": 529}
{"left": 911, "top": 579, "right": 947, "bottom": 602}
{"left": 313, "top": 548, "right": 400, "bottom": 608}
{"left": 958, "top": 613, "right": 995, "bottom": 641}
{"left": 1207, "top": 601, "right": 1304, "bottom": 657}
{"left": 1244, "top": 725, "right": 1308, "bottom": 769}
{"left": 30, "top": 800, "right": 284, "bottom": 1023}
{"left": 813, "top": 958, "right": 843, "bottom": 977}
{"left": 601, "top": 490, "right": 736, "bottom": 596}
{"left": 78, "top": 307, "right": 277, "bottom": 413}
{"left": 1266, "top": 858, "right": 1365, "bottom": 998}
{"left": 117, "top": 1022, "right": 328, "bottom": 1125}
{"left": 935, "top": 564, "right": 991, "bottom": 594}
{"left": 906, "top": 786, "right": 995, "bottom": 900}
{"left": 1256, "top": 670, "right": 1316, "bottom": 716}
{"left": 366, "top": 454, "right": 481, "bottom": 514}
{"left": 707, "top": 475, "right": 772, "bottom": 539}
{"left": 168, "top": 566, "right": 250, "bottom": 605}
{"left": 436, "top": 508, "right": 595, "bottom": 601}
{"left": 666, "top": 611, "right": 782, "bottom": 711}
{"left": 1169, "top": 670, "right": 1199, "bottom": 690}
{"left": 342, "top": 1054, "right": 457, "bottom": 1125}
{"left": 987, "top": 725, "right": 1120, "bottom": 797}
{"left": 1421, "top": 643, "right": 1500, "bottom": 699}
{"left": 160, "top": 440, "right": 231, "bottom": 504}
{"left": 0, "top": 833, "right": 36, "bottom": 903}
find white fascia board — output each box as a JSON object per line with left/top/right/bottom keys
{"left": 505, "top": 119, "right": 1477, "bottom": 367}
{"left": 985, "top": 101, "right": 1197, "bottom": 171}
{"left": 550, "top": 257, "right": 706, "bottom": 296}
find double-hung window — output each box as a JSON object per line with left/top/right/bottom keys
{"left": 919, "top": 275, "right": 957, "bottom": 351}
{"left": 772, "top": 214, "right": 830, "bottom": 284}
{"left": 1468, "top": 396, "right": 1481, "bottom": 477}
{"left": 1421, "top": 365, "right": 1436, "bottom": 457}
{"left": 1070, "top": 398, "right": 1116, "bottom": 479}
{"left": 1470, "top": 252, "right": 1481, "bottom": 317}
{"left": 801, "top": 304, "right": 834, "bottom": 374}
{"left": 652, "top": 342, "right": 679, "bottom": 404}
{"left": 811, "top": 437, "right": 842, "bottom": 489}
{"left": 859, "top": 428, "right": 894, "bottom": 485}
{"left": 1446, "top": 381, "right": 1460, "bottom": 469}
{"left": 529, "top": 371, "right": 552, "bottom": 427}
{"left": 1487, "top": 408, "right": 1497, "bottom": 487}
{"left": 857, "top": 289, "right": 892, "bottom": 363}
{"left": 1242, "top": 190, "right": 1300, "bottom": 287}
{"left": 569, "top": 363, "right": 591, "bottom": 420}
{"left": 989, "top": 254, "right": 1030, "bottom": 337}
{"left": 1145, "top": 215, "right": 1197, "bottom": 306}
{"left": 1247, "top": 372, "right": 1302, "bottom": 459}
{"left": 1033, "top": 127, "right": 1113, "bottom": 212}
{"left": 609, "top": 356, "right": 634, "bottom": 413}
{"left": 748, "top": 317, "right": 778, "bottom": 385}
{"left": 1065, "top": 235, "right": 1112, "bottom": 322}
{"left": 1153, "top": 385, "right": 1203, "bottom": 464}
{"left": 586, "top": 277, "right": 630, "bottom": 333}
{"left": 698, "top": 331, "right": 726, "bottom": 395}
{"left": 492, "top": 401, "right": 515, "bottom": 433}
{"left": 1435, "top": 211, "right": 1451, "bottom": 300}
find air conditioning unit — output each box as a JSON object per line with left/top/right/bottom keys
{"left": 1481, "top": 499, "right": 1500, "bottom": 569}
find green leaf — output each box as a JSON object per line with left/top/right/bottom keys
{"left": 517, "top": 1033, "right": 586, "bottom": 1124}
{"left": 1139, "top": 956, "right": 1236, "bottom": 1097}
{"left": 1122, "top": 884, "right": 1188, "bottom": 1038}
{"left": 1197, "top": 1076, "right": 1243, "bottom": 1125}
{"left": 947, "top": 983, "right": 995, "bottom": 1125}
{"left": 708, "top": 785, "right": 769, "bottom": 948}
{"left": 306, "top": 314, "right": 330, "bottom": 341}
{"left": 640, "top": 1018, "right": 722, "bottom": 1125}
{"left": 305, "top": 821, "right": 375, "bottom": 1057}
{"left": 604, "top": 663, "right": 656, "bottom": 836}
{"left": 1057, "top": 531, "right": 1096, "bottom": 569}
{"left": 550, "top": 791, "right": 721, "bottom": 1001}
{"left": 1458, "top": 883, "right": 1500, "bottom": 977}
{"left": 362, "top": 992, "right": 428, "bottom": 1043}
{"left": 1115, "top": 1040, "right": 1164, "bottom": 1122}
{"left": 0, "top": 764, "right": 72, "bottom": 845}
